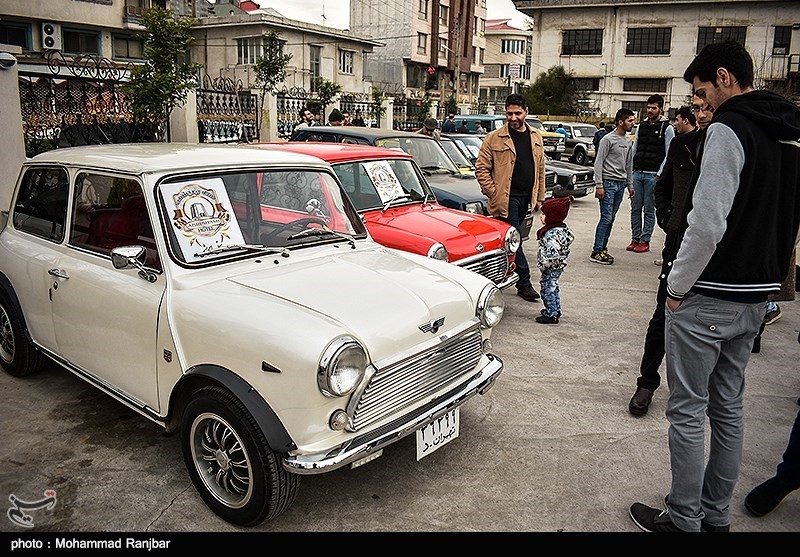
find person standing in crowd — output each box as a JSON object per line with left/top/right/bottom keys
{"left": 475, "top": 121, "right": 487, "bottom": 134}
{"left": 593, "top": 122, "right": 612, "bottom": 151}
{"left": 416, "top": 117, "right": 441, "bottom": 139}
{"left": 627, "top": 100, "right": 706, "bottom": 417}
{"left": 555, "top": 123, "right": 569, "bottom": 142}
{"left": 341, "top": 110, "right": 352, "bottom": 126}
{"left": 535, "top": 196, "right": 574, "bottom": 324}
{"left": 628, "top": 94, "right": 675, "bottom": 254}
{"left": 296, "top": 107, "right": 315, "bottom": 129}
{"left": 630, "top": 39, "right": 800, "bottom": 533}
{"left": 328, "top": 108, "right": 345, "bottom": 126}
{"left": 589, "top": 109, "right": 635, "bottom": 265}
{"left": 351, "top": 109, "right": 366, "bottom": 127}
{"left": 457, "top": 119, "right": 470, "bottom": 133}
{"left": 476, "top": 93, "right": 547, "bottom": 303}
{"left": 442, "top": 113, "right": 457, "bottom": 132}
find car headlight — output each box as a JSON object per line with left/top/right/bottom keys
{"left": 477, "top": 285, "right": 504, "bottom": 328}
{"left": 464, "top": 201, "right": 483, "bottom": 214}
{"left": 428, "top": 243, "right": 448, "bottom": 261}
{"left": 318, "top": 336, "right": 367, "bottom": 397}
{"left": 570, "top": 174, "right": 577, "bottom": 185}
{"left": 505, "top": 226, "right": 521, "bottom": 254}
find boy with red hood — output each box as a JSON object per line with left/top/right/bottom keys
{"left": 535, "top": 196, "right": 574, "bottom": 324}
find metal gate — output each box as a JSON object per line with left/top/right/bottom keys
{"left": 196, "top": 75, "right": 259, "bottom": 143}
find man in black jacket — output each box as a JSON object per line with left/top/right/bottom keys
{"left": 628, "top": 102, "right": 704, "bottom": 417}
{"left": 630, "top": 40, "right": 800, "bottom": 533}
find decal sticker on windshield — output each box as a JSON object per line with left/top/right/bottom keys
{"left": 362, "top": 161, "right": 404, "bottom": 203}
{"left": 163, "top": 178, "right": 245, "bottom": 259}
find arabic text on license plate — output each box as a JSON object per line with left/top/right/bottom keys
{"left": 415, "top": 408, "right": 460, "bottom": 461}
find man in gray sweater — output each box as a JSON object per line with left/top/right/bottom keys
{"left": 589, "top": 108, "right": 636, "bottom": 265}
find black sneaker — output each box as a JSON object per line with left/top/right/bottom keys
{"left": 629, "top": 503, "right": 686, "bottom": 532}
{"left": 541, "top": 309, "right": 561, "bottom": 318}
{"left": 516, "top": 285, "right": 540, "bottom": 302}
{"left": 535, "top": 315, "right": 558, "bottom": 324}
{"left": 764, "top": 304, "right": 782, "bottom": 325}
{"left": 590, "top": 251, "right": 613, "bottom": 265}
{"left": 744, "top": 476, "right": 795, "bottom": 517}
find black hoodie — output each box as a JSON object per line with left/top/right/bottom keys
{"left": 668, "top": 90, "right": 800, "bottom": 301}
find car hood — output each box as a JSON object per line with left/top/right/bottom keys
{"left": 546, "top": 159, "right": 592, "bottom": 173}
{"left": 425, "top": 173, "right": 488, "bottom": 199}
{"left": 364, "top": 204, "right": 505, "bottom": 261}
{"left": 223, "top": 246, "right": 477, "bottom": 337}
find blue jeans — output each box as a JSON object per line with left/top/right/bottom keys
{"left": 664, "top": 293, "right": 765, "bottom": 531}
{"left": 631, "top": 170, "right": 657, "bottom": 243}
{"left": 503, "top": 195, "right": 532, "bottom": 289}
{"left": 592, "top": 179, "right": 626, "bottom": 254}
{"left": 539, "top": 268, "right": 563, "bottom": 317}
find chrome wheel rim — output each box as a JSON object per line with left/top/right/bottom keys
{"left": 0, "top": 306, "right": 14, "bottom": 365}
{"left": 190, "top": 412, "right": 253, "bottom": 509}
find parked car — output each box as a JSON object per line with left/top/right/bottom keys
{"left": 0, "top": 143, "right": 506, "bottom": 526}
{"left": 546, "top": 155, "right": 596, "bottom": 198}
{"left": 442, "top": 132, "right": 562, "bottom": 200}
{"left": 255, "top": 142, "right": 520, "bottom": 290}
{"left": 438, "top": 134, "right": 477, "bottom": 176}
{"left": 542, "top": 121, "right": 598, "bottom": 165}
{"left": 288, "top": 125, "right": 536, "bottom": 239}
{"left": 454, "top": 114, "right": 566, "bottom": 160}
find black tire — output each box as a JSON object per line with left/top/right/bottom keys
{"left": 0, "top": 290, "right": 45, "bottom": 377}
{"left": 181, "top": 385, "right": 299, "bottom": 526}
{"left": 573, "top": 149, "right": 586, "bottom": 166}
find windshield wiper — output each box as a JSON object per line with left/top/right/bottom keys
{"left": 287, "top": 227, "right": 356, "bottom": 248}
{"left": 382, "top": 193, "right": 412, "bottom": 212}
{"left": 194, "top": 244, "right": 288, "bottom": 258}
{"left": 420, "top": 164, "right": 457, "bottom": 175}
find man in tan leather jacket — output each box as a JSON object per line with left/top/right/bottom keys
{"left": 476, "top": 93, "right": 547, "bottom": 302}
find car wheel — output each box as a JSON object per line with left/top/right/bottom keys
{"left": 182, "top": 385, "right": 299, "bottom": 526}
{"left": 0, "top": 291, "right": 45, "bottom": 377}
{"left": 573, "top": 149, "right": 586, "bottom": 166}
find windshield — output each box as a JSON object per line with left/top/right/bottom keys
{"left": 159, "top": 169, "right": 366, "bottom": 264}
{"left": 572, "top": 125, "right": 598, "bottom": 138}
{"left": 375, "top": 136, "right": 459, "bottom": 173}
{"left": 439, "top": 138, "right": 474, "bottom": 169}
{"left": 332, "top": 158, "right": 433, "bottom": 211}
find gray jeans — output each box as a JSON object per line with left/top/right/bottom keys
{"left": 664, "top": 292, "right": 766, "bottom": 531}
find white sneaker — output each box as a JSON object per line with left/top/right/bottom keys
{"left": 653, "top": 259, "right": 662, "bottom": 266}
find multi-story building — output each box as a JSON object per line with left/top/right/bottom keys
{"left": 512, "top": 0, "right": 800, "bottom": 118}
{"left": 350, "top": 0, "right": 488, "bottom": 105}
{"left": 480, "top": 18, "right": 532, "bottom": 108}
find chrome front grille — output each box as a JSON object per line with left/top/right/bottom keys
{"left": 542, "top": 137, "right": 559, "bottom": 148}
{"left": 456, "top": 249, "right": 509, "bottom": 285}
{"left": 349, "top": 326, "right": 483, "bottom": 431}
{"left": 546, "top": 172, "right": 557, "bottom": 188}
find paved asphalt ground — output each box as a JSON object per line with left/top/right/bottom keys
{"left": 1, "top": 196, "right": 798, "bottom": 538}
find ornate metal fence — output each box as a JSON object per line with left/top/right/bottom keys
{"left": 275, "top": 86, "right": 316, "bottom": 139}
{"left": 18, "top": 52, "right": 157, "bottom": 157}
{"left": 196, "top": 75, "right": 259, "bottom": 143}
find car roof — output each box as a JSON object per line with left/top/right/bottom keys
{"left": 24, "top": 143, "right": 327, "bottom": 174}
{"left": 254, "top": 142, "right": 414, "bottom": 164}
{"left": 293, "top": 126, "right": 439, "bottom": 142}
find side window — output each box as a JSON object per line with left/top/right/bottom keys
{"left": 13, "top": 167, "right": 69, "bottom": 242}
{"left": 69, "top": 173, "right": 161, "bottom": 271}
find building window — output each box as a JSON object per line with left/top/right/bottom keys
{"left": 417, "top": 32, "right": 427, "bottom": 54}
{"left": 501, "top": 39, "right": 526, "bottom": 54}
{"left": 439, "top": 38, "right": 448, "bottom": 55}
{"left": 418, "top": 0, "right": 428, "bottom": 19}
{"left": 112, "top": 35, "right": 143, "bottom": 59}
{"left": 63, "top": 28, "right": 100, "bottom": 55}
{"left": 0, "top": 22, "right": 29, "bottom": 50}
{"left": 623, "top": 78, "right": 668, "bottom": 93}
{"left": 773, "top": 26, "right": 791, "bottom": 56}
{"left": 479, "top": 47, "right": 484, "bottom": 65}
{"left": 626, "top": 27, "right": 672, "bottom": 55}
{"left": 697, "top": 26, "right": 747, "bottom": 52}
{"left": 472, "top": 46, "right": 477, "bottom": 64}
{"left": 310, "top": 45, "right": 321, "bottom": 91}
{"left": 562, "top": 29, "right": 603, "bottom": 56}
{"left": 573, "top": 77, "right": 600, "bottom": 92}
{"left": 439, "top": 5, "right": 449, "bottom": 26}
{"left": 339, "top": 50, "right": 354, "bottom": 74}
{"left": 237, "top": 37, "right": 286, "bottom": 65}
{"left": 499, "top": 64, "right": 530, "bottom": 80}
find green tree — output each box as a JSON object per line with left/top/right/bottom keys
{"left": 121, "top": 7, "right": 201, "bottom": 140}
{"left": 253, "top": 31, "right": 293, "bottom": 113}
{"left": 368, "top": 86, "right": 386, "bottom": 127}
{"left": 443, "top": 94, "right": 458, "bottom": 116}
{"left": 313, "top": 77, "right": 343, "bottom": 116}
{"left": 417, "top": 93, "right": 433, "bottom": 123}
{"left": 522, "top": 66, "right": 577, "bottom": 116}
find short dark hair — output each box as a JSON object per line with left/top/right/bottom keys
{"left": 675, "top": 106, "right": 696, "bottom": 126}
{"left": 299, "top": 106, "right": 312, "bottom": 118}
{"left": 505, "top": 93, "right": 527, "bottom": 110}
{"left": 683, "top": 39, "right": 754, "bottom": 89}
{"left": 614, "top": 108, "right": 634, "bottom": 126}
{"left": 647, "top": 94, "right": 664, "bottom": 108}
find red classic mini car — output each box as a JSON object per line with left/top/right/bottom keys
{"left": 257, "top": 142, "right": 520, "bottom": 290}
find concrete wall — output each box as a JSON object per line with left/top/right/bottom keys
{"left": 0, "top": 45, "right": 25, "bottom": 214}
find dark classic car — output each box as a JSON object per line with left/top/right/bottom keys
{"left": 289, "top": 125, "right": 537, "bottom": 239}
{"left": 546, "top": 155, "right": 596, "bottom": 198}
{"left": 256, "top": 142, "right": 521, "bottom": 289}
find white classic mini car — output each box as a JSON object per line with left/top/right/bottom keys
{"left": 0, "top": 143, "right": 505, "bottom": 526}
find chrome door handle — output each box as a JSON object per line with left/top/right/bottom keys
{"left": 47, "top": 268, "right": 69, "bottom": 279}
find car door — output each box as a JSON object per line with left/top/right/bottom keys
{"left": 51, "top": 172, "right": 165, "bottom": 410}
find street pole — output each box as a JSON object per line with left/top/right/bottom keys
{"left": 454, "top": 14, "right": 461, "bottom": 103}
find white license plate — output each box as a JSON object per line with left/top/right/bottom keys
{"left": 415, "top": 408, "right": 460, "bottom": 461}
